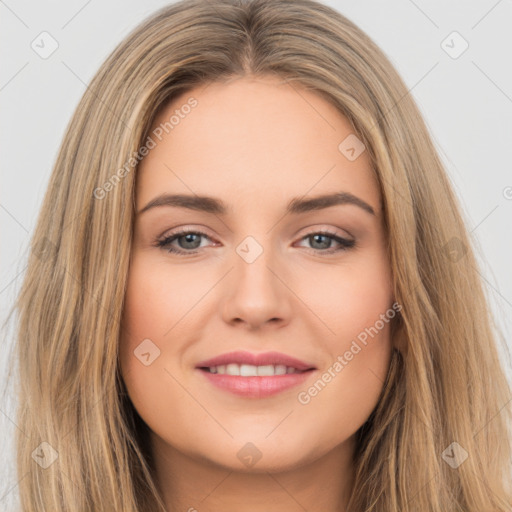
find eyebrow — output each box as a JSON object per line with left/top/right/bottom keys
{"left": 138, "top": 191, "right": 376, "bottom": 217}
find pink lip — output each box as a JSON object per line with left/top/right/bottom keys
{"left": 199, "top": 371, "right": 314, "bottom": 398}
{"left": 195, "top": 350, "right": 317, "bottom": 399}
{"left": 195, "top": 350, "right": 316, "bottom": 371}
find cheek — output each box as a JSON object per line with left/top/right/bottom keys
{"left": 119, "top": 257, "right": 200, "bottom": 443}
{"left": 119, "top": 253, "right": 224, "bottom": 389}
{"left": 119, "top": 257, "right": 183, "bottom": 399}
{"left": 294, "top": 246, "right": 393, "bottom": 342}
{"left": 121, "top": 255, "right": 210, "bottom": 344}
{"left": 290, "top": 250, "right": 394, "bottom": 436}
{"left": 331, "top": 256, "right": 394, "bottom": 383}
{"left": 294, "top": 312, "right": 393, "bottom": 455}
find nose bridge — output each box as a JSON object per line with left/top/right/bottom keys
{"left": 233, "top": 233, "right": 281, "bottom": 295}
{"left": 220, "top": 232, "right": 292, "bottom": 328}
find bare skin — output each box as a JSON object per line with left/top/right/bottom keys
{"left": 120, "top": 75, "right": 397, "bottom": 512}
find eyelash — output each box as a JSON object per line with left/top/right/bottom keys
{"left": 155, "top": 228, "right": 355, "bottom": 256}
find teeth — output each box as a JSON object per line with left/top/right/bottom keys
{"left": 240, "top": 364, "right": 257, "bottom": 377}
{"left": 257, "top": 365, "right": 274, "bottom": 376}
{"left": 207, "top": 364, "right": 301, "bottom": 376}
{"left": 274, "top": 364, "right": 287, "bottom": 375}
{"left": 226, "top": 363, "right": 240, "bottom": 376}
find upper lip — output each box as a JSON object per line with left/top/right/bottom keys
{"left": 195, "top": 351, "right": 316, "bottom": 371}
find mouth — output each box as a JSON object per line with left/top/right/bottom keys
{"left": 199, "top": 364, "right": 310, "bottom": 376}
{"left": 195, "top": 350, "right": 317, "bottom": 398}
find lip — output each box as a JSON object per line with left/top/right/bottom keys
{"left": 195, "top": 350, "right": 317, "bottom": 399}
{"left": 195, "top": 350, "right": 316, "bottom": 371}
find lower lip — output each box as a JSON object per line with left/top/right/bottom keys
{"left": 198, "top": 369, "right": 315, "bottom": 398}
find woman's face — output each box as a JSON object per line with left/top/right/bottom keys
{"left": 120, "top": 75, "right": 395, "bottom": 473}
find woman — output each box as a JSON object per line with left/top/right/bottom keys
{"left": 12, "top": 0, "right": 512, "bottom": 510}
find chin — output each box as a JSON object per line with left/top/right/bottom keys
{"left": 211, "top": 447, "right": 312, "bottom": 474}
{"left": 196, "top": 432, "right": 320, "bottom": 474}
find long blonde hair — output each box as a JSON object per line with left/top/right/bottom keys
{"left": 10, "top": 0, "right": 512, "bottom": 510}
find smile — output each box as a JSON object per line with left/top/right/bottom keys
{"left": 195, "top": 350, "right": 317, "bottom": 398}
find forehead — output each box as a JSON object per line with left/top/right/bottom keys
{"left": 137, "top": 76, "right": 380, "bottom": 216}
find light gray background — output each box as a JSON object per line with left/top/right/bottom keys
{"left": 1, "top": 0, "right": 511, "bottom": 508}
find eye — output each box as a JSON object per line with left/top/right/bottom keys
{"left": 156, "top": 229, "right": 213, "bottom": 255}
{"left": 155, "top": 228, "right": 355, "bottom": 255}
{"left": 294, "top": 230, "right": 355, "bottom": 254}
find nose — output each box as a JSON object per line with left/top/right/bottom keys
{"left": 220, "top": 244, "right": 293, "bottom": 331}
